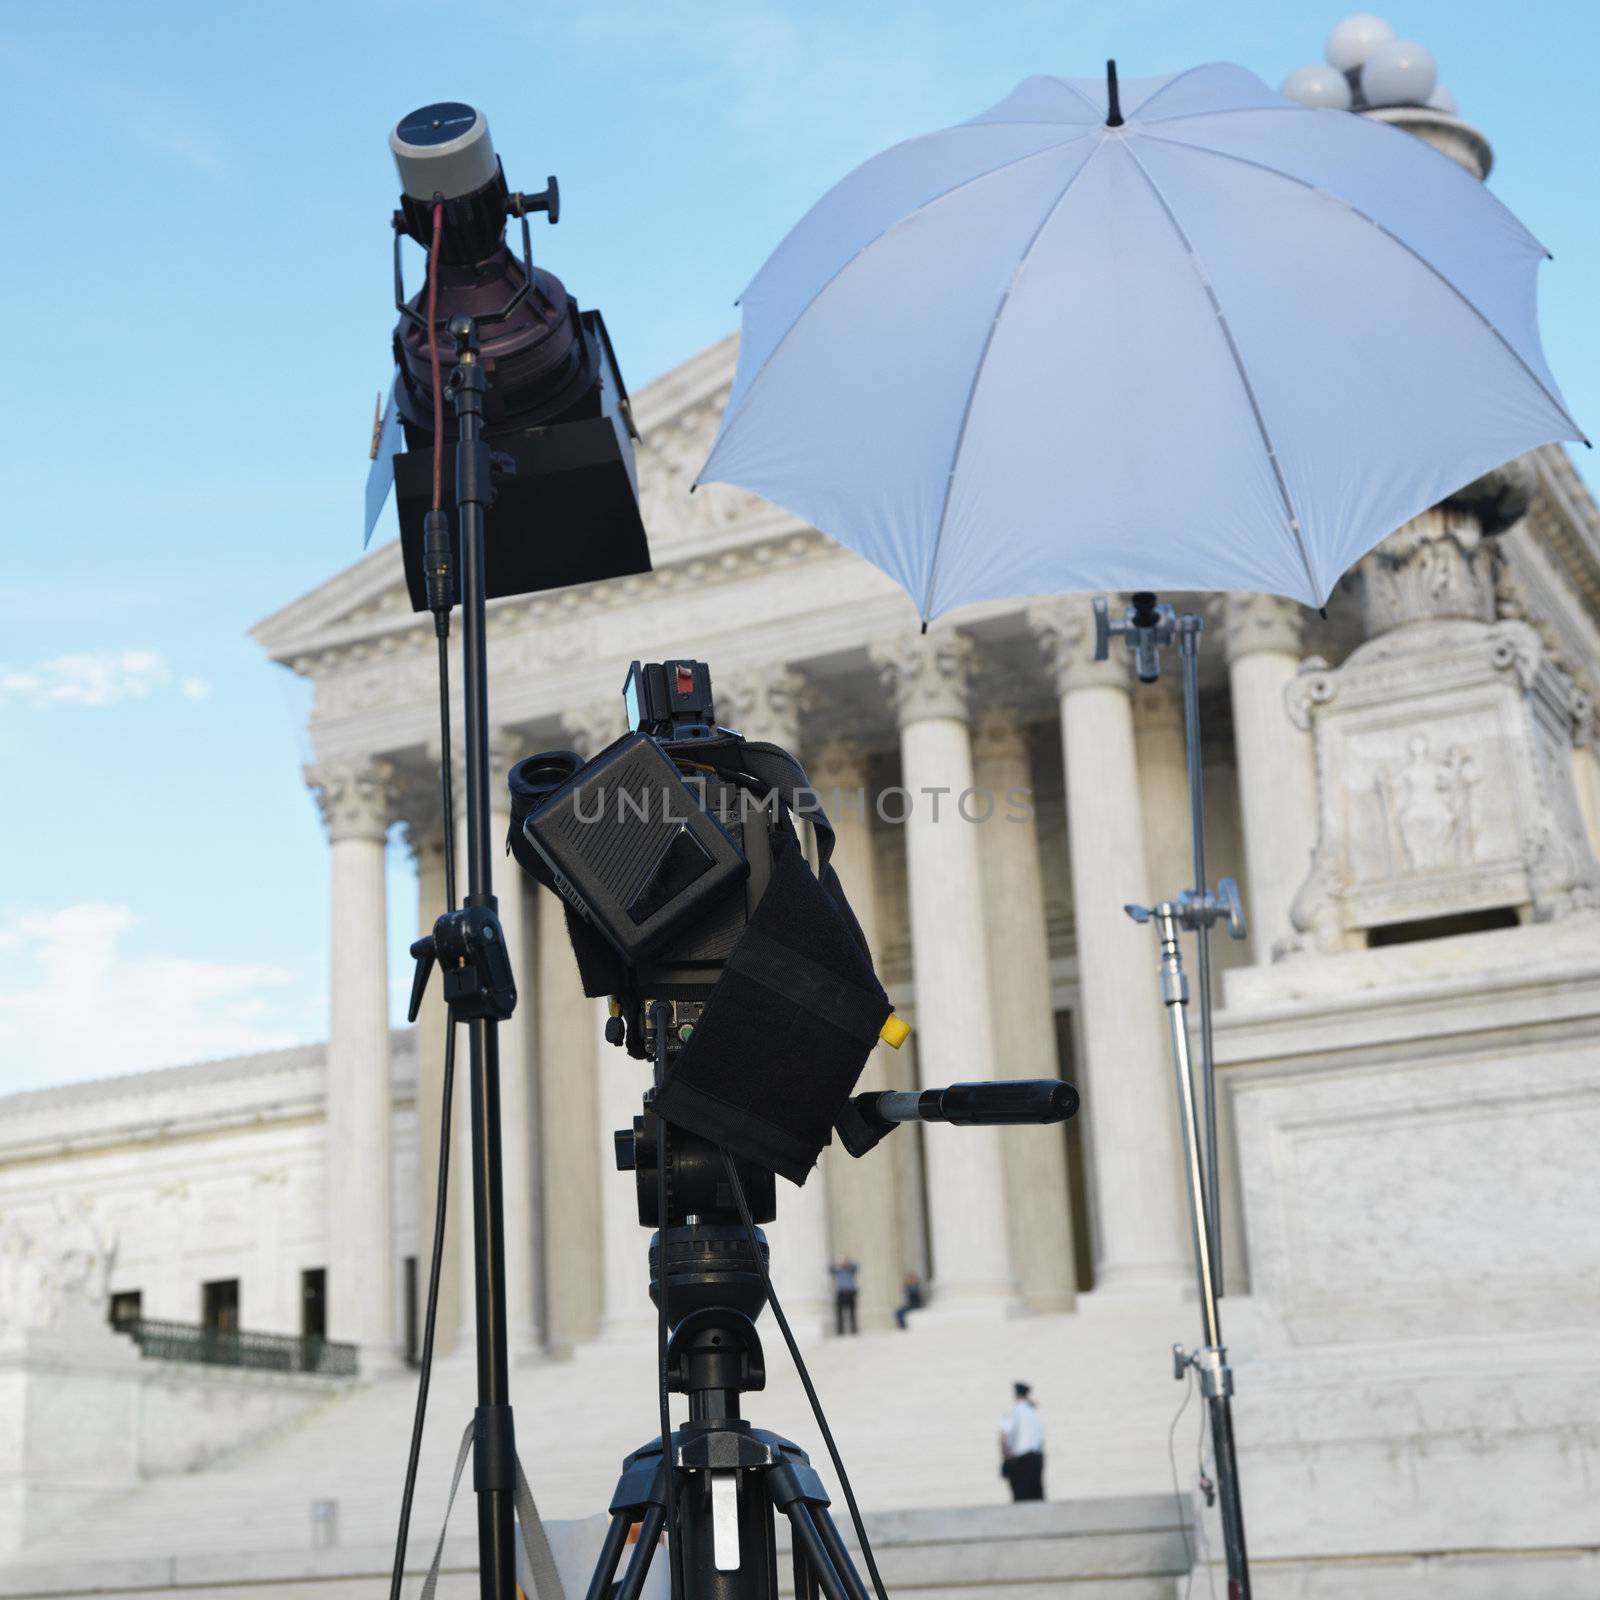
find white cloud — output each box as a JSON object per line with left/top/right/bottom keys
{"left": 0, "top": 649, "right": 211, "bottom": 708}
{"left": 0, "top": 904, "right": 303, "bottom": 1092}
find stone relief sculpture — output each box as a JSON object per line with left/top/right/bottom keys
{"left": 0, "top": 1200, "right": 117, "bottom": 1336}
{"left": 1376, "top": 735, "right": 1481, "bottom": 875}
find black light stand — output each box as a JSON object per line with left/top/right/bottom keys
{"left": 1094, "top": 593, "right": 1252, "bottom": 1600}
{"left": 405, "top": 314, "right": 523, "bottom": 1600}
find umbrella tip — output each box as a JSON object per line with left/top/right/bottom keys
{"left": 920, "top": 619, "right": 929, "bottom": 635}
{"left": 1318, "top": 606, "right": 1329, "bottom": 621}
{"left": 1105, "top": 59, "right": 1124, "bottom": 127}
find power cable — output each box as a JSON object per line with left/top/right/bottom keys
{"left": 720, "top": 1148, "right": 890, "bottom": 1600}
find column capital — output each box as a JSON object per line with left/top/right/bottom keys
{"left": 1028, "top": 597, "right": 1130, "bottom": 696}
{"left": 871, "top": 631, "right": 977, "bottom": 727}
{"left": 718, "top": 666, "right": 812, "bottom": 750}
{"left": 561, "top": 700, "right": 629, "bottom": 758}
{"left": 809, "top": 735, "right": 870, "bottom": 791}
{"left": 306, "top": 758, "right": 397, "bottom": 843}
{"left": 1222, "top": 592, "right": 1309, "bottom": 662}
{"left": 970, "top": 707, "right": 1031, "bottom": 769}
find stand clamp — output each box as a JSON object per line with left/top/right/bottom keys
{"left": 1125, "top": 880, "right": 1246, "bottom": 942}
{"left": 1093, "top": 591, "right": 1175, "bottom": 683}
{"left": 1173, "top": 1342, "right": 1236, "bottom": 1400}
{"left": 407, "top": 899, "right": 518, "bottom": 1023}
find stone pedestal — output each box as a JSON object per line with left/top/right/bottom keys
{"left": 1218, "top": 916, "right": 1600, "bottom": 1578}
{"left": 0, "top": 1325, "right": 141, "bottom": 1557}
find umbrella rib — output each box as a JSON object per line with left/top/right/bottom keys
{"left": 700, "top": 131, "right": 1096, "bottom": 484}
{"left": 1120, "top": 63, "right": 1212, "bottom": 121}
{"left": 919, "top": 138, "right": 1108, "bottom": 622}
{"left": 1135, "top": 130, "right": 1584, "bottom": 442}
{"left": 1118, "top": 138, "right": 1322, "bottom": 603}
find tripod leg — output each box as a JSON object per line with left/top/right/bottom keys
{"left": 785, "top": 1504, "right": 852, "bottom": 1600}
{"left": 613, "top": 1504, "right": 665, "bottom": 1600}
{"left": 812, "top": 1507, "right": 870, "bottom": 1600}
{"left": 792, "top": 1541, "right": 816, "bottom": 1600}
{"left": 584, "top": 1512, "right": 633, "bottom": 1600}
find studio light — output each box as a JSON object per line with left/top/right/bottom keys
{"left": 366, "top": 102, "right": 651, "bottom": 612}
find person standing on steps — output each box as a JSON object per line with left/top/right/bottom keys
{"left": 894, "top": 1270, "right": 924, "bottom": 1330}
{"left": 999, "top": 1381, "right": 1045, "bottom": 1502}
{"left": 829, "top": 1256, "right": 860, "bottom": 1336}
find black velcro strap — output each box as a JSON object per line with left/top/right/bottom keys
{"left": 726, "top": 927, "right": 885, "bottom": 1046}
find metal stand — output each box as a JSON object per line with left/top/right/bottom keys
{"left": 587, "top": 1307, "right": 867, "bottom": 1600}
{"left": 1096, "top": 594, "right": 1252, "bottom": 1600}
{"left": 405, "top": 313, "right": 522, "bottom": 1600}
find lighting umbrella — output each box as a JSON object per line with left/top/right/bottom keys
{"left": 698, "top": 63, "right": 1582, "bottom": 620}
{"left": 695, "top": 60, "right": 1582, "bottom": 1600}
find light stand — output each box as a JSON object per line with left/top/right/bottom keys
{"left": 405, "top": 313, "right": 523, "bottom": 1600}
{"left": 1094, "top": 593, "right": 1252, "bottom": 1600}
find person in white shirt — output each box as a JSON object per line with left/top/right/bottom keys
{"left": 999, "top": 1381, "right": 1045, "bottom": 1501}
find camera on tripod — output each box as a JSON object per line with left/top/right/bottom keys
{"left": 508, "top": 657, "right": 894, "bottom": 1186}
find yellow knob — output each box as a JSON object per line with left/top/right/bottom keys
{"left": 879, "top": 1013, "right": 911, "bottom": 1050}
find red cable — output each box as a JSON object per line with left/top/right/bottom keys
{"left": 428, "top": 199, "right": 444, "bottom": 513}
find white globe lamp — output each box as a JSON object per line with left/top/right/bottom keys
{"left": 1325, "top": 13, "right": 1395, "bottom": 73}
{"left": 1362, "top": 39, "right": 1439, "bottom": 107}
{"left": 1427, "top": 83, "right": 1459, "bottom": 114}
{"left": 1280, "top": 64, "right": 1354, "bottom": 109}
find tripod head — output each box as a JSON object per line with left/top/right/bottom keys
{"left": 615, "top": 1098, "right": 778, "bottom": 1327}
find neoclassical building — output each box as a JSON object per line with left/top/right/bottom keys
{"left": 3, "top": 86, "right": 1599, "bottom": 1598}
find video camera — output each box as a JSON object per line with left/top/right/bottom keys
{"left": 507, "top": 659, "right": 896, "bottom": 1184}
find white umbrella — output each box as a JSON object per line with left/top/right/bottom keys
{"left": 697, "top": 62, "right": 1583, "bottom": 620}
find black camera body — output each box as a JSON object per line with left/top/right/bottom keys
{"left": 508, "top": 659, "right": 891, "bottom": 1184}
{"left": 517, "top": 731, "right": 751, "bottom": 969}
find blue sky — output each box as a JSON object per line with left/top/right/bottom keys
{"left": 2, "top": 1, "right": 1597, "bottom": 1090}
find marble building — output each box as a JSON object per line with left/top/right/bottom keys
{"left": 3, "top": 67, "right": 1600, "bottom": 1600}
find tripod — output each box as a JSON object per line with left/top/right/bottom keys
{"left": 587, "top": 1111, "right": 873, "bottom": 1600}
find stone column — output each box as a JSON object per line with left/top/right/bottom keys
{"left": 597, "top": 995, "right": 653, "bottom": 1339}
{"left": 1223, "top": 594, "right": 1317, "bottom": 961}
{"left": 307, "top": 758, "right": 401, "bottom": 1362}
{"left": 535, "top": 703, "right": 623, "bottom": 1358}
{"left": 1132, "top": 673, "right": 1194, "bottom": 906}
{"left": 812, "top": 736, "right": 902, "bottom": 1331}
{"left": 405, "top": 814, "right": 468, "bottom": 1357}
{"left": 1030, "top": 601, "right": 1190, "bottom": 1293}
{"left": 871, "top": 633, "right": 1016, "bottom": 1312}
{"left": 553, "top": 701, "right": 654, "bottom": 1342}
{"left": 971, "top": 710, "right": 1077, "bottom": 1314}
{"left": 720, "top": 667, "right": 832, "bottom": 1334}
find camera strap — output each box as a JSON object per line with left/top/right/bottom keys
{"left": 666, "top": 734, "right": 838, "bottom": 876}
{"left": 420, "top": 1420, "right": 569, "bottom": 1600}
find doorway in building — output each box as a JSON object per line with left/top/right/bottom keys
{"left": 301, "top": 1268, "right": 326, "bottom": 1371}
{"left": 201, "top": 1278, "right": 240, "bottom": 1362}
{"left": 108, "top": 1288, "right": 142, "bottom": 1332}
